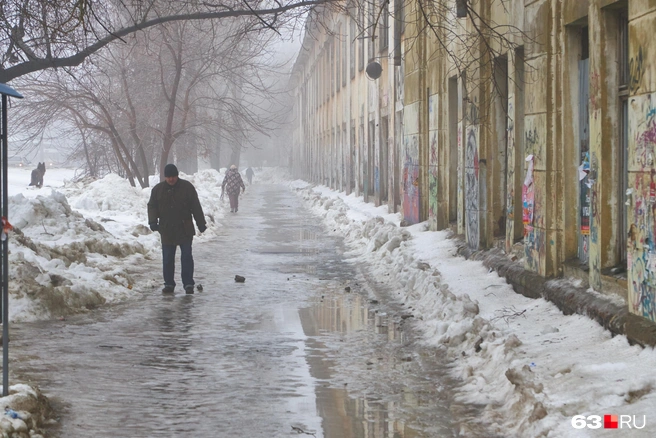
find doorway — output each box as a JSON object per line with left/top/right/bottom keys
{"left": 578, "top": 28, "right": 590, "bottom": 263}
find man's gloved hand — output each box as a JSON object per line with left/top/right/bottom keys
{"left": 198, "top": 224, "right": 207, "bottom": 233}
{"left": 149, "top": 222, "right": 159, "bottom": 232}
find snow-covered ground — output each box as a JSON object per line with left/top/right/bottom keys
{"left": 1, "top": 166, "right": 655, "bottom": 437}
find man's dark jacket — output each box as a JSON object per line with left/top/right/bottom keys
{"left": 147, "top": 178, "right": 206, "bottom": 245}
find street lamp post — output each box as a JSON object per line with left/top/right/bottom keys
{"left": 0, "top": 82, "right": 23, "bottom": 397}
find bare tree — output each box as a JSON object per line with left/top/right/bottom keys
{"left": 12, "top": 11, "right": 289, "bottom": 185}
{"left": 0, "top": 0, "right": 332, "bottom": 83}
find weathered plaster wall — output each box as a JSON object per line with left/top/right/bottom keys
{"left": 627, "top": 3, "right": 656, "bottom": 321}
{"left": 428, "top": 93, "right": 439, "bottom": 230}
{"left": 506, "top": 62, "right": 519, "bottom": 253}
{"left": 587, "top": 1, "right": 626, "bottom": 291}
{"left": 522, "top": 1, "right": 550, "bottom": 275}
{"left": 402, "top": 1, "right": 425, "bottom": 224}
{"left": 465, "top": 123, "right": 481, "bottom": 248}
{"left": 457, "top": 89, "right": 465, "bottom": 236}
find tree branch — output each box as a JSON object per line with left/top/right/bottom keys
{"left": 0, "top": 0, "right": 328, "bottom": 83}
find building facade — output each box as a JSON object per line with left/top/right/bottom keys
{"left": 289, "top": 0, "right": 656, "bottom": 325}
{"left": 290, "top": 2, "right": 403, "bottom": 210}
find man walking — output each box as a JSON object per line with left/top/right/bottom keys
{"left": 148, "top": 164, "right": 207, "bottom": 294}
{"left": 221, "top": 164, "right": 246, "bottom": 213}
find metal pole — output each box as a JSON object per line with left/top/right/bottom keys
{"left": 0, "top": 84, "right": 22, "bottom": 397}
{"left": 2, "top": 93, "right": 8, "bottom": 397}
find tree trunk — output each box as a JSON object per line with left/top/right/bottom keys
{"left": 229, "top": 142, "right": 241, "bottom": 168}
{"left": 176, "top": 134, "right": 198, "bottom": 174}
{"left": 211, "top": 121, "right": 222, "bottom": 170}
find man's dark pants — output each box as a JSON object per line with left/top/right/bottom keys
{"left": 162, "top": 239, "right": 194, "bottom": 287}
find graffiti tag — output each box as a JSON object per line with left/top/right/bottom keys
{"left": 629, "top": 46, "right": 645, "bottom": 94}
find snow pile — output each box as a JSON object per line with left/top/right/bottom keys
{"left": 6, "top": 169, "right": 229, "bottom": 322}
{"left": 179, "top": 169, "right": 228, "bottom": 228}
{"left": 65, "top": 170, "right": 226, "bottom": 237}
{"left": 7, "top": 188, "right": 148, "bottom": 321}
{"left": 0, "top": 384, "right": 52, "bottom": 437}
{"left": 293, "top": 182, "right": 656, "bottom": 437}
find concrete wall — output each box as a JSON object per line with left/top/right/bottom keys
{"left": 627, "top": 0, "right": 656, "bottom": 320}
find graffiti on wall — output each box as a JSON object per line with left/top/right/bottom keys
{"left": 524, "top": 227, "right": 545, "bottom": 274}
{"left": 628, "top": 171, "right": 656, "bottom": 321}
{"left": 522, "top": 117, "right": 546, "bottom": 274}
{"left": 403, "top": 135, "right": 421, "bottom": 224}
{"left": 429, "top": 131, "right": 439, "bottom": 223}
{"left": 628, "top": 92, "right": 656, "bottom": 322}
{"left": 457, "top": 123, "right": 465, "bottom": 235}
{"left": 428, "top": 95, "right": 439, "bottom": 226}
{"left": 631, "top": 94, "right": 656, "bottom": 170}
{"left": 465, "top": 126, "right": 479, "bottom": 248}
{"left": 522, "top": 114, "right": 548, "bottom": 233}
{"left": 587, "top": 110, "right": 602, "bottom": 289}
{"left": 522, "top": 156, "right": 535, "bottom": 232}
{"left": 525, "top": 126, "right": 542, "bottom": 159}
{"left": 506, "top": 100, "right": 516, "bottom": 251}
{"left": 629, "top": 46, "right": 646, "bottom": 94}
{"left": 589, "top": 150, "right": 600, "bottom": 244}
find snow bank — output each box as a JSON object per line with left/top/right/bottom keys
{"left": 0, "top": 384, "right": 52, "bottom": 437}
{"left": 6, "top": 169, "right": 229, "bottom": 322}
{"left": 7, "top": 188, "right": 148, "bottom": 321}
{"left": 293, "top": 182, "right": 656, "bottom": 437}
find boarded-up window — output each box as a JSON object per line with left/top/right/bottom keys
{"left": 380, "top": 0, "right": 389, "bottom": 51}
{"left": 456, "top": 0, "right": 467, "bottom": 18}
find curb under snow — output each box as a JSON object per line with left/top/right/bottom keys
{"left": 456, "top": 244, "right": 656, "bottom": 348}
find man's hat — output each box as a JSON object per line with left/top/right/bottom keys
{"left": 164, "top": 164, "right": 179, "bottom": 177}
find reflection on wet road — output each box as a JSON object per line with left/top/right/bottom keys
{"left": 9, "top": 183, "right": 464, "bottom": 437}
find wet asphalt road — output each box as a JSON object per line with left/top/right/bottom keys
{"left": 9, "top": 183, "right": 471, "bottom": 437}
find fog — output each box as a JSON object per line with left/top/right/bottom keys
{"left": 5, "top": 17, "right": 305, "bottom": 181}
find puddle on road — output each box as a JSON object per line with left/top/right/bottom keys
{"left": 299, "top": 288, "right": 457, "bottom": 438}
{"left": 5, "top": 185, "right": 484, "bottom": 437}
